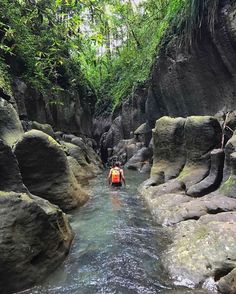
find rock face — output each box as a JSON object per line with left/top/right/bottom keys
{"left": 0, "top": 140, "right": 26, "bottom": 192}
{"left": 98, "top": 82, "right": 148, "bottom": 163}
{"left": 139, "top": 115, "right": 236, "bottom": 292}
{"left": 14, "top": 130, "right": 88, "bottom": 211}
{"left": 151, "top": 116, "right": 186, "bottom": 183}
{"left": 0, "top": 98, "right": 23, "bottom": 146}
{"left": 148, "top": 116, "right": 222, "bottom": 188}
{"left": 13, "top": 78, "right": 96, "bottom": 137}
{"left": 146, "top": 1, "right": 236, "bottom": 126}
{"left": 163, "top": 213, "right": 236, "bottom": 290}
{"left": 0, "top": 139, "right": 74, "bottom": 293}
{"left": 0, "top": 191, "right": 74, "bottom": 294}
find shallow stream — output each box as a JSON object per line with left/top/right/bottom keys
{"left": 19, "top": 171, "right": 209, "bottom": 294}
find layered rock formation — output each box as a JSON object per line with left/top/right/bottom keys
{"left": 139, "top": 115, "right": 236, "bottom": 293}
{"left": 13, "top": 78, "right": 96, "bottom": 137}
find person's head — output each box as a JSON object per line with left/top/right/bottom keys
{"left": 114, "top": 161, "right": 120, "bottom": 168}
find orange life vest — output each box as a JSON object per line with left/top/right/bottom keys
{"left": 111, "top": 168, "right": 121, "bottom": 183}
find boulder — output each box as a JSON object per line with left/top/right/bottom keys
{"left": 186, "top": 149, "right": 225, "bottom": 197}
{"left": 223, "top": 133, "right": 236, "bottom": 181}
{"left": 61, "top": 141, "right": 102, "bottom": 177}
{"left": 178, "top": 116, "right": 221, "bottom": 189}
{"left": 162, "top": 212, "right": 236, "bottom": 289}
{"left": 151, "top": 116, "right": 186, "bottom": 184}
{"left": 149, "top": 193, "right": 236, "bottom": 226}
{"left": 0, "top": 98, "right": 23, "bottom": 146}
{"left": 219, "top": 152, "right": 236, "bottom": 198}
{"left": 218, "top": 268, "right": 236, "bottom": 294}
{"left": 31, "top": 121, "right": 55, "bottom": 138}
{"left": 14, "top": 130, "right": 88, "bottom": 211}
{"left": 126, "top": 147, "right": 152, "bottom": 171}
{"left": 0, "top": 191, "right": 74, "bottom": 294}
{"left": 0, "top": 140, "right": 26, "bottom": 193}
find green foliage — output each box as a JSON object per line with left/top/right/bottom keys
{"left": 0, "top": 0, "right": 220, "bottom": 111}
{"left": 0, "top": 0, "right": 86, "bottom": 97}
{"left": 79, "top": 0, "right": 220, "bottom": 111}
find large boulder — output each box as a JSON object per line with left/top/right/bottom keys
{"left": 0, "top": 191, "right": 73, "bottom": 294}
{"left": 61, "top": 140, "right": 102, "bottom": 178}
{"left": 0, "top": 139, "right": 74, "bottom": 293}
{"left": 14, "top": 130, "right": 88, "bottom": 211}
{"left": 178, "top": 116, "right": 221, "bottom": 189}
{"left": 0, "top": 98, "right": 23, "bottom": 146}
{"left": 151, "top": 116, "right": 186, "bottom": 184}
{"left": 126, "top": 147, "right": 152, "bottom": 172}
{"left": 186, "top": 149, "right": 225, "bottom": 197}
{"left": 0, "top": 140, "right": 26, "bottom": 192}
{"left": 31, "top": 121, "right": 55, "bottom": 138}
{"left": 162, "top": 212, "right": 236, "bottom": 290}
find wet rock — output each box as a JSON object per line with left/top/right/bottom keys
{"left": 126, "top": 147, "right": 152, "bottom": 171}
{"left": 162, "top": 212, "right": 236, "bottom": 289}
{"left": 0, "top": 140, "right": 26, "bottom": 193}
{"left": 0, "top": 98, "right": 23, "bottom": 146}
{"left": 67, "top": 156, "right": 91, "bottom": 183}
{"left": 14, "top": 130, "right": 88, "bottom": 211}
{"left": 62, "top": 133, "right": 77, "bottom": 142}
{"left": 218, "top": 268, "right": 236, "bottom": 294}
{"left": 186, "top": 149, "right": 225, "bottom": 197}
{"left": 150, "top": 193, "right": 236, "bottom": 226}
{"left": 62, "top": 141, "right": 102, "bottom": 176}
{"left": 0, "top": 191, "right": 74, "bottom": 294}
{"left": 151, "top": 116, "right": 186, "bottom": 184}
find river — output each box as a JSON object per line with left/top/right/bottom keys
{"left": 19, "top": 170, "right": 209, "bottom": 294}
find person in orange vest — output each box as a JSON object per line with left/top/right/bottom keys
{"left": 108, "top": 162, "right": 126, "bottom": 187}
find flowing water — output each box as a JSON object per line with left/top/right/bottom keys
{"left": 19, "top": 171, "right": 207, "bottom": 294}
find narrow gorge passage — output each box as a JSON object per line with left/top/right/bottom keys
{"left": 17, "top": 171, "right": 175, "bottom": 294}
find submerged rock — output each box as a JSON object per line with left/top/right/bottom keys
{"left": 14, "top": 130, "right": 88, "bottom": 211}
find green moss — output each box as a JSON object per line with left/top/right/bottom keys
{"left": 189, "top": 116, "right": 211, "bottom": 123}
{"left": 194, "top": 226, "right": 208, "bottom": 240}
{"left": 178, "top": 168, "right": 189, "bottom": 180}
{"left": 47, "top": 135, "right": 60, "bottom": 147}
{"left": 220, "top": 176, "right": 236, "bottom": 195}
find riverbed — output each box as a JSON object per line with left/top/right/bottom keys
{"left": 19, "top": 170, "right": 211, "bottom": 294}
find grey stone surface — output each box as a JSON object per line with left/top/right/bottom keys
{"left": 0, "top": 191, "right": 74, "bottom": 294}
{"left": 0, "top": 98, "right": 23, "bottom": 146}
{"left": 14, "top": 130, "right": 88, "bottom": 211}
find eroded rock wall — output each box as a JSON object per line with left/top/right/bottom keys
{"left": 146, "top": 1, "right": 236, "bottom": 126}
{"left": 139, "top": 115, "right": 236, "bottom": 293}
